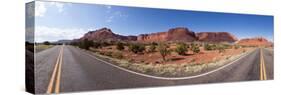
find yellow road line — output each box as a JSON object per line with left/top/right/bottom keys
{"left": 55, "top": 46, "right": 64, "bottom": 93}
{"left": 259, "top": 48, "right": 267, "bottom": 80}
{"left": 46, "top": 45, "right": 64, "bottom": 94}
{"left": 262, "top": 56, "right": 267, "bottom": 80}
{"left": 259, "top": 59, "right": 263, "bottom": 80}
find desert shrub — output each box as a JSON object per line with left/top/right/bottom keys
{"left": 175, "top": 42, "right": 188, "bottom": 55}
{"left": 204, "top": 44, "right": 214, "bottom": 50}
{"left": 92, "top": 41, "right": 102, "bottom": 48}
{"left": 70, "top": 41, "right": 79, "bottom": 46}
{"left": 104, "top": 51, "right": 113, "bottom": 57}
{"left": 143, "top": 65, "right": 153, "bottom": 73}
{"left": 162, "top": 66, "right": 176, "bottom": 76}
{"left": 43, "top": 41, "right": 51, "bottom": 45}
{"left": 139, "top": 44, "right": 145, "bottom": 52}
{"left": 101, "top": 41, "right": 111, "bottom": 47}
{"left": 158, "top": 43, "right": 171, "bottom": 61}
{"left": 151, "top": 42, "right": 158, "bottom": 46}
{"left": 78, "top": 39, "right": 93, "bottom": 50}
{"left": 119, "top": 61, "right": 130, "bottom": 68}
{"left": 222, "top": 44, "right": 231, "bottom": 49}
{"left": 191, "top": 58, "right": 196, "bottom": 62}
{"left": 99, "top": 51, "right": 105, "bottom": 55}
{"left": 116, "top": 42, "right": 125, "bottom": 50}
{"left": 129, "top": 43, "right": 145, "bottom": 54}
{"left": 148, "top": 44, "right": 157, "bottom": 52}
{"left": 234, "top": 45, "right": 240, "bottom": 49}
{"left": 89, "top": 48, "right": 99, "bottom": 53}
{"left": 243, "top": 49, "right": 246, "bottom": 53}
{"left": 226, "top": 56, "right": 230, "bottom": 60}
{"left": 217, "top": 45, "right": 226, "bottom": 53}
{"left": 191, "top": 44, "right": 200, "bottom": 54}
{"left": 112, "top": 51, "right": 123, "bottom": 59}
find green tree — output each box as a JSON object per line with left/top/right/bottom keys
{"left": 158, "top": 43, "right": 171, "bottom": 61}
{"left": 191, "top": 43, "right": 200, "bottom": 54}
{"left": 129, "top": 43, "right": 145, "bottom": 54}
{"left": 116, "top": 42, "right": 125, "bottom": 50}
{"left": 101, "top": 41, "right": 110, "bottom": 47}
{"left": 92, "top": 41, "right": 101, "bottom": 48}
{"left": 43, "top": 41, "right": 51, "bottom": 45}
{"left": 204, "top": 44, "right": 212, "bottom": 50}
{"left": 234, "top": 45, "right": 240, "bottom": 49}
{"left": 148, "top": 44, "right": 156, "bottom": 52}
{"left": 175, "top": 42, "right": 188, "bottom": 55}
{"left": 204, "top": 43, "right": 218, "bottom": 51}
{"left": 217, "top": 45, "right": 226, "bottom": 53}
{"left": 79, "top": 39, "right": 93, "bottom": 50}
{"left": 192, "top": 46, "right": 200, "bottom": 53}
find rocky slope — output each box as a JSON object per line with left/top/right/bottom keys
{"left": 137, "top": 27, "right": 197, "bottom": 42}
{"left": 79, "top": 27, "right": 240, "bottom": 43}
{"left": 196, "top": 32, "right": 238, "bottom": 43}
{"left": 80, "top": 28, "right": 137, "bottom": 41}
{"left": 237, "top": 37, "right": 272, "bottom": 46}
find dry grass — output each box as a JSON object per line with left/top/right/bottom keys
{"left": 92, "top": 49, "right": 253, "bottom": 77}
{"left": 35, "top": 45, "right": 54, "bottom": 53}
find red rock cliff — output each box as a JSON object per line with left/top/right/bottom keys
{"left": 80, "top": 28, "right": 137, "bottom": 41}
{"left": 237, "top": 37, "right": 272, "bottom": 46}
{"left": 137, "top": 27, "right": 197, "bottom": 42}
{"left": 79, "top": 27, "right": 239, "bottom": 43}
{"left": 196, "top": 32, "right": 238, "bottom": 43}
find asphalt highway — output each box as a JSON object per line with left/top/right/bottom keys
{"left": 34, "top": 45, "right": 273, "bottom": 94}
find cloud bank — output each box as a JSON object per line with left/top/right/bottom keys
{"left": 35, "top": 26, "right": 86, "bottom": 42}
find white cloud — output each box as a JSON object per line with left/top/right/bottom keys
{"left": 106, "top": 15, "right": 114, "bottom": 23}
{"left": 35, "top": 2, "right": 66, "bottom": 17}
{"left": 106, "top": 5, "right": 112, "bottom": 13}
{"left": 105, "top": 5, "right": 128, "bottom": 23}
{"left": 35, "top": 2, "right": 46, "bottom": 17}
{"left": 87, "top": 26, "right": 97, "bottom": 31}
{"left": 106, "top": 11, "right": 128, "bottom": 23}
{"left": 50, "top": 2, "right": 64, "bottom": 13}
{"left": 106, "top": 5, "right": 111, "bottom": 9}
{"left": 35, "top": 26, "right": 86, "bottom": 42}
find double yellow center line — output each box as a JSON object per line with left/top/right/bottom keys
{"left": 259, "top": 48, "right": 267, "bottom": 80}
{"left": 47, "top": 45, "right": 64, "bottom": 94}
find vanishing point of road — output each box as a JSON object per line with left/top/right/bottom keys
{"left": 35, "top": 45, "right": 273, "bottom": 94}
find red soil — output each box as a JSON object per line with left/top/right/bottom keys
{"left": 94, "top": 45, "right": 254, "bottom": 65}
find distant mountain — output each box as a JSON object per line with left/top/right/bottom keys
{"left": 237, "top": 37, "right": 273, "bottom": 46}
{"left": 77, "top": 27, "right": 254, "bottom": 43}
{"left": 196, "top": 32, "right": 238, "bottom": 43}
{"left": 54, "top": 40, "right": 73, "bottom": 44}
{"left": 137, "top": 27, "right": 197, "bottom": 42}
{"left": 80, "top": 28, "right": 137, "bottom": 41}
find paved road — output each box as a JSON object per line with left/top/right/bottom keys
{"left": 35, "top": 45, "right": 274, "bottom": 94}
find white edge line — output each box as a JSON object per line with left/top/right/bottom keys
{"left": 79, "top": 46, "right": 256, "bottom": 80}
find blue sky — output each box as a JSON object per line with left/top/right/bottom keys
{"left": 33, "top": 1, "right": 273, "bottom": 42}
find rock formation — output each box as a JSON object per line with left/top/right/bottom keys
{"left": 196, "top": 32, "right": 238, "bottom": 43}
{"left": 137, "top": 27, "right": 197, "bottom": 42}
{"left": 78, "top": 27, "right": 242, "bottom": 43}
{"left": 237, "top": 37, "right": 272, "bottom": 46}
{"left": 80, "top": 28, "right": 137, "bottom": 41}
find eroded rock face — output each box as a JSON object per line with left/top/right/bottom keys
{"left": 167, "top": 27, "right": 197, "bottom": 42}
{"left": 237, "top": 37, "right": 272, "bottom": 46}
{"left": 79, "top": 27, "right": 239, "bottom": 43}
{"left": 80, "top": 28, "right": 137, "bottom": 41}
{"left": 196, "top": 32, "right": 238, "bottom": 43}
{"left": 137, "top": 27, "right": 197, "bottom": 42}
{"left": 137, "top": 32, "right": 168, "bottom": 42}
